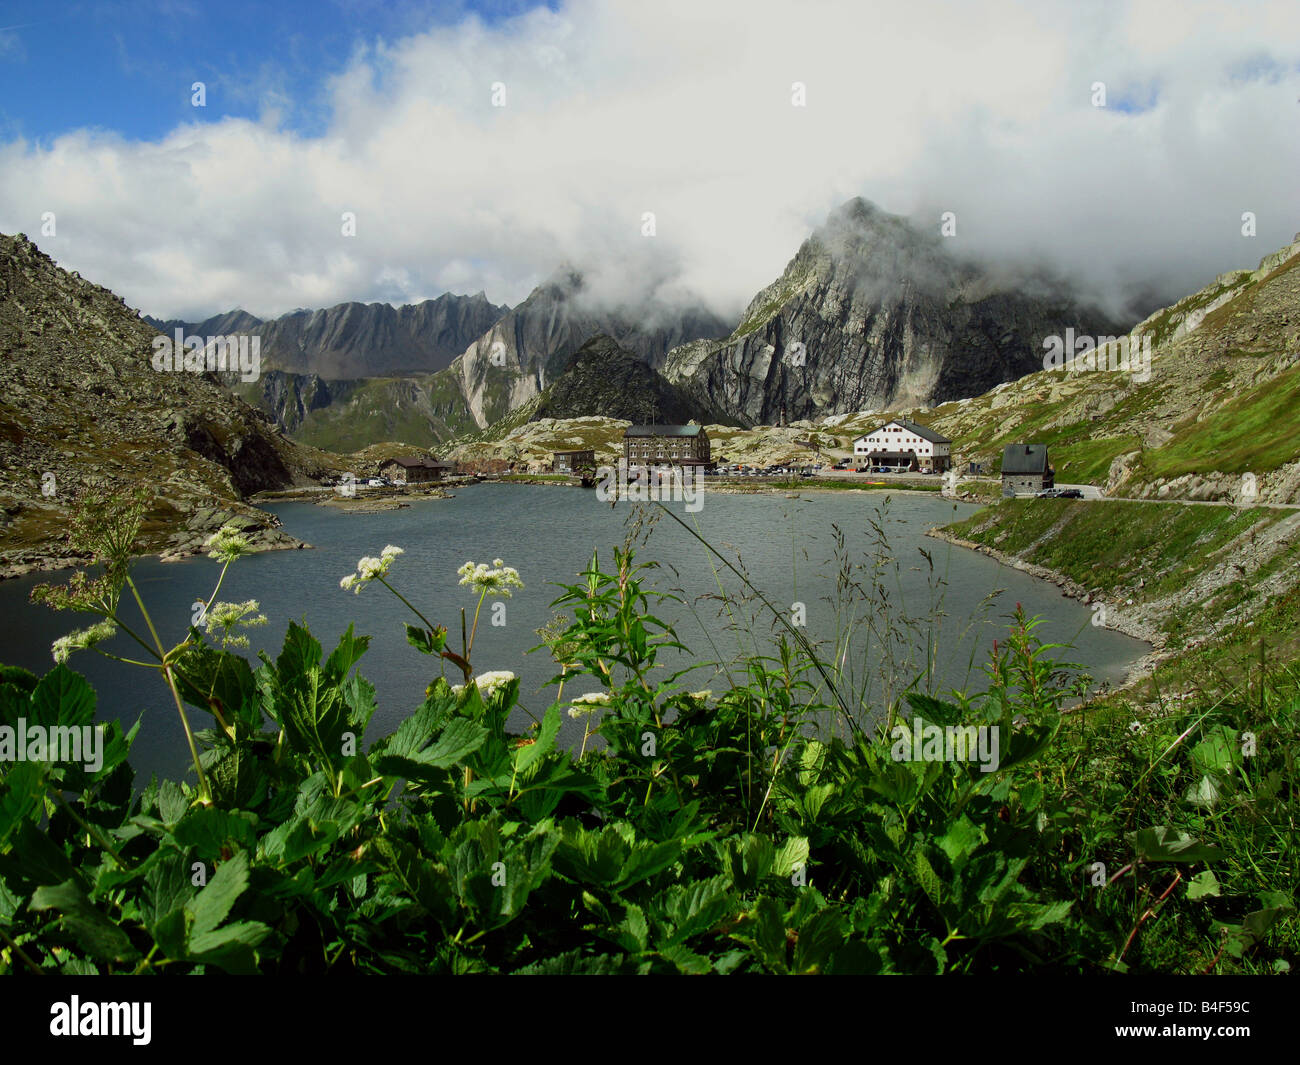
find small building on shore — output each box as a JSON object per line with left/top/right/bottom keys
{"left": 1000, "top": 444, "right": 1054, "bottom": 496}
{"left": 623, "top": 424, "right": 711, "bottom": 467}
{"left": 552, "top": 449, "right": 596, "bottom": 473}
{"left": 853, "top": 419, "right": 952, "bottom": 472}
{"left": 378, "top": 456, "right": 456, "bottom": 484}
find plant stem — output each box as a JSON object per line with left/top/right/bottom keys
{"left": 0, "top": 925, "right": 43, "bottom": 975}
{"left": 125, "top": 576, "right": 211, "bottom": 802}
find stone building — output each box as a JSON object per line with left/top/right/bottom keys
{"left": 1000, "top": 444, "right": 1054, "bottom": 496}
{"left": 622, "top": 424, "right": 711, "bottom": 467}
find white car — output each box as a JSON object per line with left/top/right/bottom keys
{"left": 366, "top": 478, "right": 383, "bottom": 487}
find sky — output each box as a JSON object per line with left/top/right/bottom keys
{"left": 1, "top": 0, "right": 1298, "bottom": 323}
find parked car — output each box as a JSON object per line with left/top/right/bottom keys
{"left": 1036, "top": 488, "right": 1062, "bottom": 498}
{"left": 1057, "top": 488, "right": 1084, "bottom": 499}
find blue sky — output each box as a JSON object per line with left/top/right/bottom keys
{"left": 0, "top": 0, "right": 555, "bottom": 143}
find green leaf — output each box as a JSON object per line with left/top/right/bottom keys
{"left": 512, "top": 703, "right": 561, "bottom": 776}
{"left": 1190, "top": 726, "right": 1239, "bottom": 776}
{"left": 1185, "top": 774, "right": 1221, "bottom": 808}
{"left": 324, "top": 624, "right": 370, "bottom": 683}
{"left": 733, "top": 895, "right": 787, "bottom": 974}
{"left": 1218, "top": 899, "right": 1295, "bottom": 958}
{"left": 187, "top": 919, "right": 270, "bottom": 974}
{"left": 0, "top": 820, "right": 79, "bottom": 886}
{"left": 29, "top": 665, "right": 96, "bottom": 730}
{"left": 404, "top": 624, "right": 447, "bottom": 655}
{"left": 1006, "top": 899, "right": 1072, "bottom": 931}
{"left": 724, "top": 833, "right": 775, "bottom": 891}
{"left": 938, "top": 815, "right": 984, "bottom": 866}
{"left": 187, "top": 849, "right": 250, "bottom": 938}
{"left": 904, "top": 692, "right": 966, "bottom": 727}
{"left": 514, "top": 950, "right": 626, "bottom": 975}
{"left": 657, "top": 942, "right": 713, "bottom": 974}
{"left": 0, "top": 760, "right": 47, "bottom": 848}
{"left": 772, "top": 836, "right": 810, "bottom": 879}
{"left": 31, "top": 879, "right": 138, "bottom": 963}
{"left": 912, "top": 848, "right": 944, "bottom": 909}
{"left": 801, "top": 782, "right": 836, "bottom": 820}
{"left": 660, "top": 875, "right": 734, "bottom": 944}
{"left": 157, "top": 780, "right": 189, "bottom": 825}
{"left": 273, "top": 620, "right": 324, "bottom": 682}
{"left": 145, "top": 849, "right": 196, "bottom": 930}
{"left": 374, "top": 718, "right": 489, "bottom": 782}
{"left": 793, "top": 908, "right": 846, "bottom": 974}
{"left": 618, "top": 902, "right": 650, "bottom": 953}
{"left": 171, "top": 807, "right": 259, "bottom": 861}
{"left": 373, "top": 689, "right": 453, "bottom": 760}
{"left": 1018, "top": 780, "right": 1044, "bottom": 813}
{"left": 174, "top": 643, "right": 260, "bottom": 729}
{"left": 1130, "top": 826, "right": 1226, "bottom": 864}
{"left": 1188, "top": 870, "right": 1221, "bottom": 900}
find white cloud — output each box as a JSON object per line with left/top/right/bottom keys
{"left": 1, "top": 0, "right": 1297, "bottom": 323}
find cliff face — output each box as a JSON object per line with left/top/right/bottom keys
{"left": 526, "top": 334, "right": 730, "bottom": 425}
{"left": 664, "top": 199, "right": 1128, "bottom": 425}
{"left": 149, "top": 291, "right": 510, "bottom": 379}
{"left": 231, "top": 369, "right": 480, "bottom": 454}
{"left": 450, "top": 268, "right": 731, "bottom": 428}
{"left": 161, "top": 275, "right": 729, "bottom": 441}
{"left": 0, "top": 233, "right": 339, "bottom": 574}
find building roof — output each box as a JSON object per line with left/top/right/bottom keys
{"left": 624, "top": 424, "right": 705, "bottom": 437}
{"left": 855, "top": 419, "right": 951, "bottom": 445}
{"left": 383, "top": 456, "right": 454, "bottom": 469}
{"left": 552, "top": 449, "right": 595, "bottom": 456}
{"left": 1000, "top": 444, "right": 1051, "bottom": 475}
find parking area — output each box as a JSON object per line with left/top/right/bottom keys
{"left": 709, "top": 462, "right": 943, "bottom": 483}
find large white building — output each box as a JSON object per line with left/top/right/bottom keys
{"left": 853, "top": 419, "right": 952, "bottom": 471}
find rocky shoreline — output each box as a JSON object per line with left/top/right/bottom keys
{"left": 925, "top": 526, "right": 1166, "bottom": 691}
{"left": 0, "top": 505, "right": 312, "bottom": 581}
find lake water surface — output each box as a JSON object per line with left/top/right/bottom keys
{"left": 0, "top": 485, "right": 1149, "bottom": 784}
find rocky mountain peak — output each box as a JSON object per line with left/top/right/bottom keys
{"left": 0, "top": 233, "right": 335, "bottom": 574}
{"left": 664, "top": 198, "right": 1127, "bottom": 425}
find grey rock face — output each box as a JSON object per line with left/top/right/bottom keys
{"left": 150, "top": 292, "right": 510, "bottom": 379}
{"left": 0, "top": 231, "right": 333, "bottom": 575}
{"left": 244, "top": 371, "right": 350, "bottom": 434}
{"left": 529, "top": 334, "right": 729, "bottom": 425}
{"left": 664, "top": 198, "right": 1129, "bottom": 425}
{"left": 452, "top": 266, "right": 731, "bottom": 428}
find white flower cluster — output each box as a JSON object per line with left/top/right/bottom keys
{"left": 566, "top": 691, "right": 611, "bottom": 719}
{"left": 457, "top": 558, "right": 524, "bottom": 598}
{"left": 451, "top": 670, "right": 517, "bottom": 700}
{"left": 205, "top": 524, "right": 253, "bottom": 564}
{"left": 52, "top": 620, "right": 118, "bottom": 663}
{"left": 204, "top": 599, "right": 268, "bottom": 648}
{"left": 340, "top": 545, "right": 403, "bottom": 593}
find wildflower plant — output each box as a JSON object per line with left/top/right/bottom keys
{"left": 5, "top": 497, "right": 1293, "bottom": 977}
{"left": 28, "top": 486, "right": 269, "bottom": 804}
{"left": 203, "top": 600, "right": 268, "bottom": 649}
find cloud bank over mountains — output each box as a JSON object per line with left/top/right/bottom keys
{"left": 1, "top": 0, "right": 1297, "bottom": 322}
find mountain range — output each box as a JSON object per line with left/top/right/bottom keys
{"left": 146, "top": 290, "right": 509, "bottom": 379}
{"left": 161, "top": 198, "right": 1132, "bottom": 449}
{"left": 449, "top": 226, "right": 1300, "bottom": 506}
{"left": 664, "top": 199, "right": 1129, "bottom": 424}
{"left": 2, "top": 209, "right": 1297, "bottom": 577}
